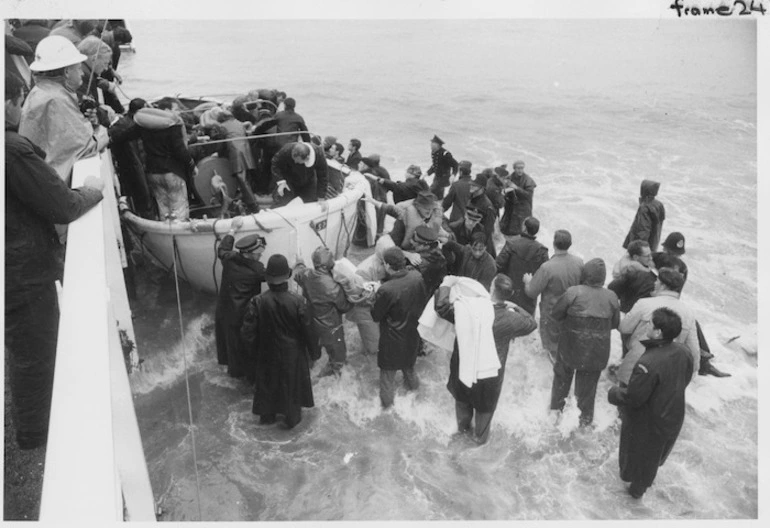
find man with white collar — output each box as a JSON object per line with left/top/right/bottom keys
{"left": 270, "top": 141, "right": 328, "bottom": 203}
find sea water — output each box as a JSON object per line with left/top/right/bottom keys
{"left": 120, "top": 19, "right": 757, "bottom": 520}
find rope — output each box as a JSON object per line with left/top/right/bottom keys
{"left": 169, "top": 231, "right": 204, "bottom": 521}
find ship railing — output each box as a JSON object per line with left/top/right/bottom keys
{"left": 39, "top": 152, "right": 156, "bottom": 522}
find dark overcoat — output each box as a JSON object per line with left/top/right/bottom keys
{"left": 371, "top": 269, "right": 427, "bottom": 370}
{"left": 215, "top": 234, "right": 265, "bottom": 377}
{"left": 241, "top": 283, "right": 320, "bottom": 416}
{"left": 609, "top": 339, "right": 694, "bottom": 487}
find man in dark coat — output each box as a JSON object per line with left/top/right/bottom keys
{"left": 371, "top": 247, "right": 428, "bottom": 408}
{"left": 371, "top": 164, "right": 428, "bottom": 204}
{"left": 623, "top": 179, "right": 665, "bottom": 252}
{"left": 500, "top": 161, "right": 536, "bottom": 237}
{"left": 345, "top": 138, "right": 362, "bottom": 168}
{"left": 241, "top": 254, "right": 320, "bottom": 428}
{"left": 443, "top": 166, "right": 497, "bottom": 257}
{"left": 608, "top": 307, "right": 694, "bottom": 498}
{"left": 608, "top": 240, "right": 657, "bottom": 314}
{"left": 294, "top": 246, "right": 353, "bottom": 377}
{"left": 426, "top": 134, "right": 458, "bottom": 199}
{"left": 441, "top": 159, "right": 474, "bottom": 219}
{"left": 550, "top": 258, "right": 620, "bottom": 426}
{"left": 271, "top": 141, "right": 328, "bottom": 203}
{"left": 273, "top": 97, "right": 310, "bottom": 147}
{"left": 109, "top": 98, "right": 153, "bottom": 217}
{"left": 441, "top": 232, "right": 497, "bottom": 291}
{"left": 436, "top": 274, "right": 537, "bottom": 444}
{"left": 215, "top": 218, "right": 266, "bottom": 380}
{"left": 496, "top": 216, "right": 549, "bottom": 315}
{"left": 5, "top": 72, "right": 104, "bottom": 449}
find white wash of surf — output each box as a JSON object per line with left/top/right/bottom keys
{"left": 120, "top": 19, "right": 756, "bottom": 520}
{"left": 133, "top": 313, "right": 757, "bottom": 521}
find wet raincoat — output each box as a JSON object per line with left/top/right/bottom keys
{"left": 215, "top": 235, "right": 265, "bottom": 378}
{"left": 609, "top": 338, "right": 693, "bottom": 488}
{"left": 19, "top": 77, "right": 99, "bottom": 182}
{"left": 371, "top": 269, "right": 427, "bottom": 370}
{"left": 623, "top": 180, "right": 666, "bottom": 251}
{"left": 551, "top": 259, "right": 620, "bottom": 372}
{"left": 241, "top": 283, "right": 320, "bottom": 417}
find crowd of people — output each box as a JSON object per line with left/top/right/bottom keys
{"left": 5, "top": 19, "right": 730, "bottom": 503}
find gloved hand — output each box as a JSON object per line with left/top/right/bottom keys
{"left": 97, "top": 79, "right": 116, "bottom": 94}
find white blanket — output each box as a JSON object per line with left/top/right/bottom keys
{"left": 418, "top": 276, "right": 500, "bottom": 386}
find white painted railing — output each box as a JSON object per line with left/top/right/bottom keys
{"left": 40, "top": 153, "right": 156, "bottom": 522}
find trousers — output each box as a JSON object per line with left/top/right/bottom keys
{"left": 379, "top": 368, "right": 420, "bottom": 408}
{"left": 550, "top": 354, "right": 602, "bottom": 425}
{"left": 4, "top": 282, "right": 60, "bottom": 449}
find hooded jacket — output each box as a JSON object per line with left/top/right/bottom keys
{"left": 294, "top": 256, "right": 353, "bottom": 345}
{"left": 623, "top": 179, "right": 666, "bottom": 251}
{"left": 551, "top": 258, "right": 621, "bottom": 371}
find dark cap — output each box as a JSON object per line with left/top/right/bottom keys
{"left": 235, "top": 234, "right": 266, "bottom": 253}
{"left": 323, "top": 135, "right": 337, "bottom": 149}
{"left": 431, "top": 135, "right": 444, "bottom": 145}
{"left": 458, "top": 160, "right": 472, "bottom": 173}
{"left": 284, "top": 97, "right": 296, "bottom": 109}
{"left": 265, "top": 254, "right": 292, "bottom": 284}
{"left": 662, "top": 232, "right": 685, "bottom": 255}
{"left": 361, "top": 154, "right": 380, "bottom": 167}
{"left": 413, "top": 225, "right": 439, "bottom": 245}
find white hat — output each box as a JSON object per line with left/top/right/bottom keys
{"left": 29, "top": 35, "right": 88, "bottom": 72}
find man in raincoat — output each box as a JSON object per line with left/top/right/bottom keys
{"left": 623, "top": 179, "right": 665, "bottom": 252}
{"left": 215, "top": 217, "right": 266, "bottom": 380}
{"left": 371, "top": 247, "right": 427, "bottom": 408}
{"left": 609, "top": 307, "right": 694, "bottom": 498}
{"left": 550, "top": 258, "right": 620, "bottom": 426}
{"left": 19, "top": 35, "right": 107, "bottom": 183}
{"left": 294, "top": 246, "right": 353, "bottom": 377}
{"left": 241, "top": 254, "right": 320, "bottom": 428}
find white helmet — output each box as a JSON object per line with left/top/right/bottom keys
{"left": 29, "top": 35, "right": 88, "bottom": 72}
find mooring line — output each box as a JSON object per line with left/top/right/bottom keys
{"left": 169, "top": 226, "right": 204, "bottom": 521}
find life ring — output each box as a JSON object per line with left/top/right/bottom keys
{"left": 133, "top": 107, "right": 182, "bottom": 129}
